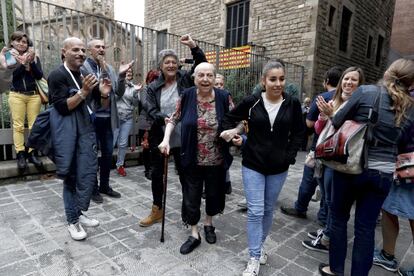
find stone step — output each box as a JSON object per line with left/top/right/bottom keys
{"left": 0, "top": 147, "right": 144, "bottom": 182}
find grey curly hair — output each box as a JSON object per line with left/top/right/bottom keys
{"left": 158, "top": 49, "right": 178, "bottom": 67}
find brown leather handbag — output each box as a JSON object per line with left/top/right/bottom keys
{"left": 315, "top": 120, "right": 367, "bottom": 174}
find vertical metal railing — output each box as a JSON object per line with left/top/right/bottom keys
{"left": 0, "top": 0, "right": 304, "bottom": 160}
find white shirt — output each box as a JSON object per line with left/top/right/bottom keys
{"left": 262, "top": 93, "right": 284, "bottom": 131}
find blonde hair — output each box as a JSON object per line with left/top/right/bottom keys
{"left": 332, "top": 67, "right": 365, "bottom": 111}
{"left": 382, "top": 58, "right": 414, "bottom": 126}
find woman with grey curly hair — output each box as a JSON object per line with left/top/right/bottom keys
{"left": 139, "top": 34, "right": 207, "bottom": 227}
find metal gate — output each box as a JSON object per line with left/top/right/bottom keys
{"left": 0, "top": 0, "right": 304, "bottom": 161}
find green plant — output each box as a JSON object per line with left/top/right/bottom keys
{"left": 0, "top": 93, "right": 11, "bottom": 128}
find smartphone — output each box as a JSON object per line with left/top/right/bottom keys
{"left": 5, "top": 50, "right": 17, "bottom": 67}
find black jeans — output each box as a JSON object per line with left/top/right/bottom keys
{"left": 93, "top": 117, "right": 113, "bottom": 194}
{"left": 150, "top": 147, "right": 184, "bottom": 208}
{"left": 181, "top": 165, "right": 226, "bottom": 225}
{"left": 329, "top": 169, "right": 393, "bottom": 276}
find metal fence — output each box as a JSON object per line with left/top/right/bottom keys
{"left": 0, "top": 0, "right": 304, "bottom": 161}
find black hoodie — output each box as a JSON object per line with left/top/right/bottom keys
{"left": 222, "top": 92, "right": 305, "bottom": 175}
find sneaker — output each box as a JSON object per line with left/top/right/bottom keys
{"left": 398, "top": 267, "right": 414, "bottom": 276}
{"left": 308, "top": 228, "right": 324, "bottom": 240}
{"left": 373, "top": 248, "right": 398, "bottom": 272}
{"left": 280, "top": 205, "right": 307, "bottom": 219}
{"left": 117, "top": 166, "right": 127, "bottom": 177}
{"left": 79, "top": 214, "right": 99, "bottom": 227}
{"left": 302, "top": 235, "right": 329, "bottom": 253}
{"left": 91, "top": 193, "right": 103, "bottom": 204}
{"left": 67, "top": 222, "right": 87, "bottom": 241}
{"left": 259, "top": 248, "right": 267, "bottom": 265}
{"left": 243, "top": 258, "right": 260, "bottom": 276}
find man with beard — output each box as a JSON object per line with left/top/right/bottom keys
{"left": 81, "top": 39, "right": 134, "bottom": 203}
{"left": 48, "top": 37, "right": 103, "bottom": 240}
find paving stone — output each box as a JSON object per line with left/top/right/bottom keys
{"left": 0, "top": 197, "right": 15, "bottom": 205}
{"left": 83, "top": 261, "right": 123, "bottom": 276}
{"left": 87, "top": 233, "right": 117, "bottom": 248}
{"left": 99, "top": 242, "right": 130, "bottom": 258}
{"left": 0, "top": 153, "right": 412, "bottom": 276}
{"left": 0, "top": 259, "right": 38, "bottom": 275}
{"left": 0, "top": 248, "right": 30, "bottom": 268}
{"left": 73, "top": 249, "right": 109, "bottom": 270}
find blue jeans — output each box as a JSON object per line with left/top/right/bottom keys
{"left": 243, "top": 166, "right": 288, "bottom": 259}
{"left": 295, "top": 164, "right": 327, "bottom": 224}
{"left": 63, "top": 131, "right": 98, "bottom": 224}
{"left": 93, "top": 117, "right": 113, "bottom": 194}
{"left": 113, "top": 118, "right": 133, "bottom": 168}
{"left": 322, "top": 167, "right": 334, "bottom": 239}
{"left": 329, "top": 169, "right": 393, "bottom": 276}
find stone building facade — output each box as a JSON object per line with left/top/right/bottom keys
{"left": 389, "top": 0, "right": 414, "bottom": 60}
{"left": 145, "top": 0, "right": 395, "bottom": 96}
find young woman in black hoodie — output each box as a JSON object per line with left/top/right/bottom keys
{"left": 221, "top": 61, "right": 305, "bottom": 276}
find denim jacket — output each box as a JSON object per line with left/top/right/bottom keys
{"left": 332, "top": 85, "right": 414, "bottom": 163}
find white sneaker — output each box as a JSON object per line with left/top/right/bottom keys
{"left": 243, "top": 258, "right": 260, "bottom": 276}
{"left": 67, "top": 222, "right": 87, "bottom": 241}
{"left": 79, "top": 214, "right": 99, "bottom": 227}
{"left": 259, "top": 248, "right": 267, "bottom": 265}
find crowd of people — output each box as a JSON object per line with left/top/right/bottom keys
{"left": 0, "top": 30, "right": 413, "bottom": 276}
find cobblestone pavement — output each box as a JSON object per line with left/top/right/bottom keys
{"left": 0, "top": 151, "right": 412, "bottom": 276}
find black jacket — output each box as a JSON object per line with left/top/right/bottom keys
{"left": 11, "top": 57, "right": 43, "bottom": 92}
{"left": 222, "top": 92, "right": 305, "bottom": 175}
{"left": 145, "top": 46, "right": 207, "bottom": 146}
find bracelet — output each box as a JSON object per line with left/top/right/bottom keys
{"left": 77, "top": 90, "right": 86, "bottom": 100}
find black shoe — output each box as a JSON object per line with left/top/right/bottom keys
{"left": 100, "top": 188, "right": 121, "bottom": 198}
{"left": 16, "top": 151, "right": 27, "bottom": 170}
{"left": 180, "top": 235, "right": 201, "bottom": 254}
{"left": 27, "top": 151, "right": 43, "bottom": 168}
{"left": 318, "top": 263, "right": 336, "bottom": 275}
{"left": 225, "top": 181, "right": 232, "bottom": 195}
{"left": 91, "top": 193, "right": 103, "bottom": 203}
{"left": 204, "top": 225, "right": 216, "bottom": 244}
{"left": 302, "top": 237, "right": 329, "bottom": 253}
{"left": 280, "top": 205, "right": 307, "bottom": 219}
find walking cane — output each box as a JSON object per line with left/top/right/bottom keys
{"left": 160, "top": 153, "right": 169, "bottom": 242}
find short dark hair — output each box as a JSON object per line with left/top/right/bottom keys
{"left": 9, "top": 31, "right": 30, "bottom": 48}
{"left": 324, "top": 66, "right": 342, "bottom": 87}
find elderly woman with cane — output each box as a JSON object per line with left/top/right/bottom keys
{"left": 139, "top": 34, "right": 207, "bottom": 227}
{"left": 158, "top": 62, "right": 236, "bottom": 254}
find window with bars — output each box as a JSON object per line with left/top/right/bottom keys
{"left": 226, "top": 0, "right": 250, "bottom": 48}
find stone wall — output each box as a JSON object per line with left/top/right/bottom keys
{"left": 313, "top": 0, "right": 395, "bottom": 93}
{"left": 145, "top": 0, "right": 317, "bottom": 96}
{"left": 390, "top": 0, "right": 414, "bottom": 57}
{"left": 145, "top": 0, "right": 395, "bottom": 96}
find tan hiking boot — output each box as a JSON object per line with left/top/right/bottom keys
{"left": 139, "top": 205, "right": 163, "bottom": 227}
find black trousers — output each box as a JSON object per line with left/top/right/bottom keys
{"left": 150, "top": 147, "right": 184, "bottom": 208}
{"left": 182, "top": 165, "right": 226, "bottom": 225}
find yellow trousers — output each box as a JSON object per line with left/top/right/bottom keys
{"left": 8, "top": 92, "right": 41, "bottom": 153}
